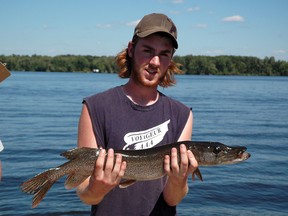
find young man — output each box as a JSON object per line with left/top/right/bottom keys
{"left": 76, "top": 13, "right": 198, "bottom": 215}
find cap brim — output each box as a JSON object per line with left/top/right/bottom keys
{"left": 136, "top": 29, "right": 178, "bottom": 49}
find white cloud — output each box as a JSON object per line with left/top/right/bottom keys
{"left": 193, "top": 24, "right": 208, "bottom": 29}
{"left": 187, "top": 7, "right": 200, "bottom": 12}
{"left": 221, "top": 15, "right": 244, "bottom": 22}
{"left": 126, "top": 20, "right": 140, "bottom": 27}
{"left": 96, "top": 24, "right": 112, "bottom": 29}
{"left": 203, "top": 50, "right": 225, "bottom": 55}
{"left": 170, "top": 10, "right": 180, "bottom": 14}
{"left": 273, "top": 49, "right": 286, "bottom": 54}
{"left": 172, "top": 0, "right": 184, "bottom": 3}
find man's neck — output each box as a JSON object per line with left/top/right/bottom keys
{"left": 122, "top": 82, "right": 159, "bottom": 106}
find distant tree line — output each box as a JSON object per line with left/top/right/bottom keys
{"left": 0, "top": 55, "right": 117, "bottom": 74}
{"left": 1, "top": 54, "right": 288, "bottom": 76}
{"left": 173, "top": 55, "right": 288, "bottom": 76}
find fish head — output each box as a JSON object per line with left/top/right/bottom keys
{"left": 212, "top": 144, "right": 250, "bottom": 165}
{"left": 211, "top": 144, "right": 250, "bottom": 165}
{"left": 192, "top": 142, "right": 251, "bottom": 166}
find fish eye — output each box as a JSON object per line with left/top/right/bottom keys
{"left": 213, "top": 146, "right": 221, "bottom": 154}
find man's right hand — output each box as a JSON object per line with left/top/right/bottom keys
{"left": 76, "top": 148, "right": 126, "bottom": 205}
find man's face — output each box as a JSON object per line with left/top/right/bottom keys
{"left": 128, "top": 34, "right": 174, "bottom": 88}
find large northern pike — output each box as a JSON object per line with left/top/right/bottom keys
{"left": 21, "top": 141, "right": 250, "bottom": 208}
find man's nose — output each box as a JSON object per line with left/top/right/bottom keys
{"left": 150, "top": 55, "right": 160, "bottom": 66}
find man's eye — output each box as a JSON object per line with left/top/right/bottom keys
{"left": 143, "top": 49, "right": 152, "bottom": 53}
{"left": 161, "top": 53, "right": 169, "bottom": 57}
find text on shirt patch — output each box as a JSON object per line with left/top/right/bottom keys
{"left": 123, "top": 120, "right": 170, "bottom": 150}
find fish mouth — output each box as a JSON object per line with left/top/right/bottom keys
{"left": 236, "top": 147, "right": 251, "bottom": 161}
{"left": 239, "top": 151, "right": 251, "bottom": 160}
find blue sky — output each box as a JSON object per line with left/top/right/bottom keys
{"left": 1, "top": 0, "right": 287, "bottom": 61}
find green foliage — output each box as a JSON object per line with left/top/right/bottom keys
{"left": 175, "top": 55, "right": 288, "bottom": 76}
{"left": 1, "top": 54, "right": 287, "bottom": 76}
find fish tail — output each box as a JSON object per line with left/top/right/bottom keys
{"left": 31, "top": 179, "right": 54, "bottom": 208}
{"left": 20, "top": 169, "right": 57, "bottom": 208}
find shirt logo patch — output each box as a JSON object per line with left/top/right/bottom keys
{"left": 123, "top": 120, "right": 170, "bottom": 150}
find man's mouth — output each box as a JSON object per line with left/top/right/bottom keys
{"left": 146, "top": 69, "right": 157, "bottom": 74}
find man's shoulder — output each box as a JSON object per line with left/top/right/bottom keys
{"left": 87, "top": 86, "right": 121, "bottom": 100}
{"left": 159, "top": 91, "right": 189, "bottom": 109}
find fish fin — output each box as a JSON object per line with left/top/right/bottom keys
{"left": 31, "top": 180, "right": 54, "bottom": 208}
{"left": 192, "top": 168, "right": 203, "bottom": 181}
{"left": 61, "top": 147, "right": 94, "bottom": 159}
{"left": 119, "top": 179, "right": 137, "bottom": 188}
{"left": 20, "top": 169, "right": 56, "bottom": 208}
{"left": 65, "top": 174, "right": 90, "bottom": 190}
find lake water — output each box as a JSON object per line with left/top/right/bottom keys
{"left": 0, "top": 72, "right": 287, "bottom": 215}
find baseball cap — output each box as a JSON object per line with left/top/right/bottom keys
{"left": 133, "top": 13, "right": 178, "bottom": 49}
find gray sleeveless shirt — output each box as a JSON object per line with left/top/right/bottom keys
{"left": 84, "top": 86, "right": 191, "bottom": 216}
